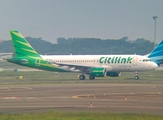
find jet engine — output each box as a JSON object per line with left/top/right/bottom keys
{"left": 106, "top": 72, "right": 121, "bottom": 77}
{"left": 90, "top": 68, "right": 106, "bottom": 77}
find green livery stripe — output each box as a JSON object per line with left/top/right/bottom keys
{"left": 21, "top": 48, "right": 38, "bottom": 54}
{"left": 42, "top": 64, "right": 59, "bottom": 69}
{"left": 17, "top": 40, "right": 34, "bottom": 49}
{"left": 13, "top": 32, "right": 24, "bottom": 38}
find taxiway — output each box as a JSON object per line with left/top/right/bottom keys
{"left": 0, "top": 83, "right": 163, "bottom": 114}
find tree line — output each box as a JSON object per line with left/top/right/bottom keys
{"left": 0, "top": 36, "right": 154, "bottom": 55}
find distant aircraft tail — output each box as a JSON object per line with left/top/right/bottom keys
{"left": 148, "top": 40, "right": 163, "bottom": 65}
{"left": 10, "top": 30, "right": 41, "bottom": 58}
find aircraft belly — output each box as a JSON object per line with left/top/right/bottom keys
{"left": 112, "top": 64, "right": 132, "bottom": 72}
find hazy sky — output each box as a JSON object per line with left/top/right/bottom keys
{"left": 0, "top": 0, "right": 162, "bottom": 43}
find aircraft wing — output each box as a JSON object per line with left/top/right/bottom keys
{"left": 52, "top": 62, "right": 97, "bottom": 73}
{"left": 0, "top": 53, "right": 13, "bottom": 60}
{"left": 0, "top": 53, "right": 13, "bottom": 57}
{"left": 52, "top": 62, "right": 111, "bottom": 73}
{"left": 53, "top": 62, "right": 92, "bottom": 67}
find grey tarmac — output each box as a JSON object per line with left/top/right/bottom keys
{"left": 0, "top": 83, "right": 163, "bottom": 114}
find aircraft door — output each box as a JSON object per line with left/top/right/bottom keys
{"left": 35, "top": 58, "right": 40, "bottom": 66}
{"left": 132, "top": 56, "right": 137, "bottom": 66}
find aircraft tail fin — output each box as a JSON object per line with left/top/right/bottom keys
{"left": 10, "top": 30, "right": 41, "bottom": 58}
{"left": 8, "top": 30, "right": 66, "bottom": 72}
{"left": 148, "top": 40, "right": 163, "bottom": 65}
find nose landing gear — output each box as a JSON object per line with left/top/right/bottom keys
{"left": 134, "top": 71, "right": 139, "bottom": 80}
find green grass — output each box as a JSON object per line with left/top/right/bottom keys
{"left": 0, "top": 111, "right": 163, "bottom": 120}
{"left": 0, "top": 70, "right": 163, "bottom": 85}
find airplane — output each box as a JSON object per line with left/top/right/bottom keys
{"left": 7, "top": 30, "right": 159, "bottom": 80}
{"left": 0, "top": 53, "right": 12, "bottom": 61}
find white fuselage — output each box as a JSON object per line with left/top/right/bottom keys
{"left": 41, "top": 54, "right": 158, "bottom": 72}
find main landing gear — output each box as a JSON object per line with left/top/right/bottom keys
{"left": 79, "top": 75, "right": 95, "bottom": 80}
{"left": 89, "top": 75, "right": 95, "bottom": 80}
{"left": 134, "top": 71, "right": 139, "bottom": 80}
{"left": 79, "top": 75, "right": 85, "bottom": 80}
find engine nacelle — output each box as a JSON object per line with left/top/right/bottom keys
{"left": 106, "top": 72, "right": 121, "bottom": 77}
{"left": 90, "top": 68, "right": 106, "bottom": 77}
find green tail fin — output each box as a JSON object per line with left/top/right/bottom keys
{"left": 8, "top": 30, "right": 66, "bottom": 72}
{"left": 10, "top": 30, "right": 41, "bottom": 58}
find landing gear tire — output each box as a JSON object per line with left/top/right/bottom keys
{"left": 135, "top": 76, "right": 139, "bottom": 80}
{"left": 89, "top": 75, "right": 95, "bottom": 80}
{"left": 134, "top": 71, "right": 139, "bottom": 80}
{"left": 79, "top": 75, "right": 85, "bottom": 80}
